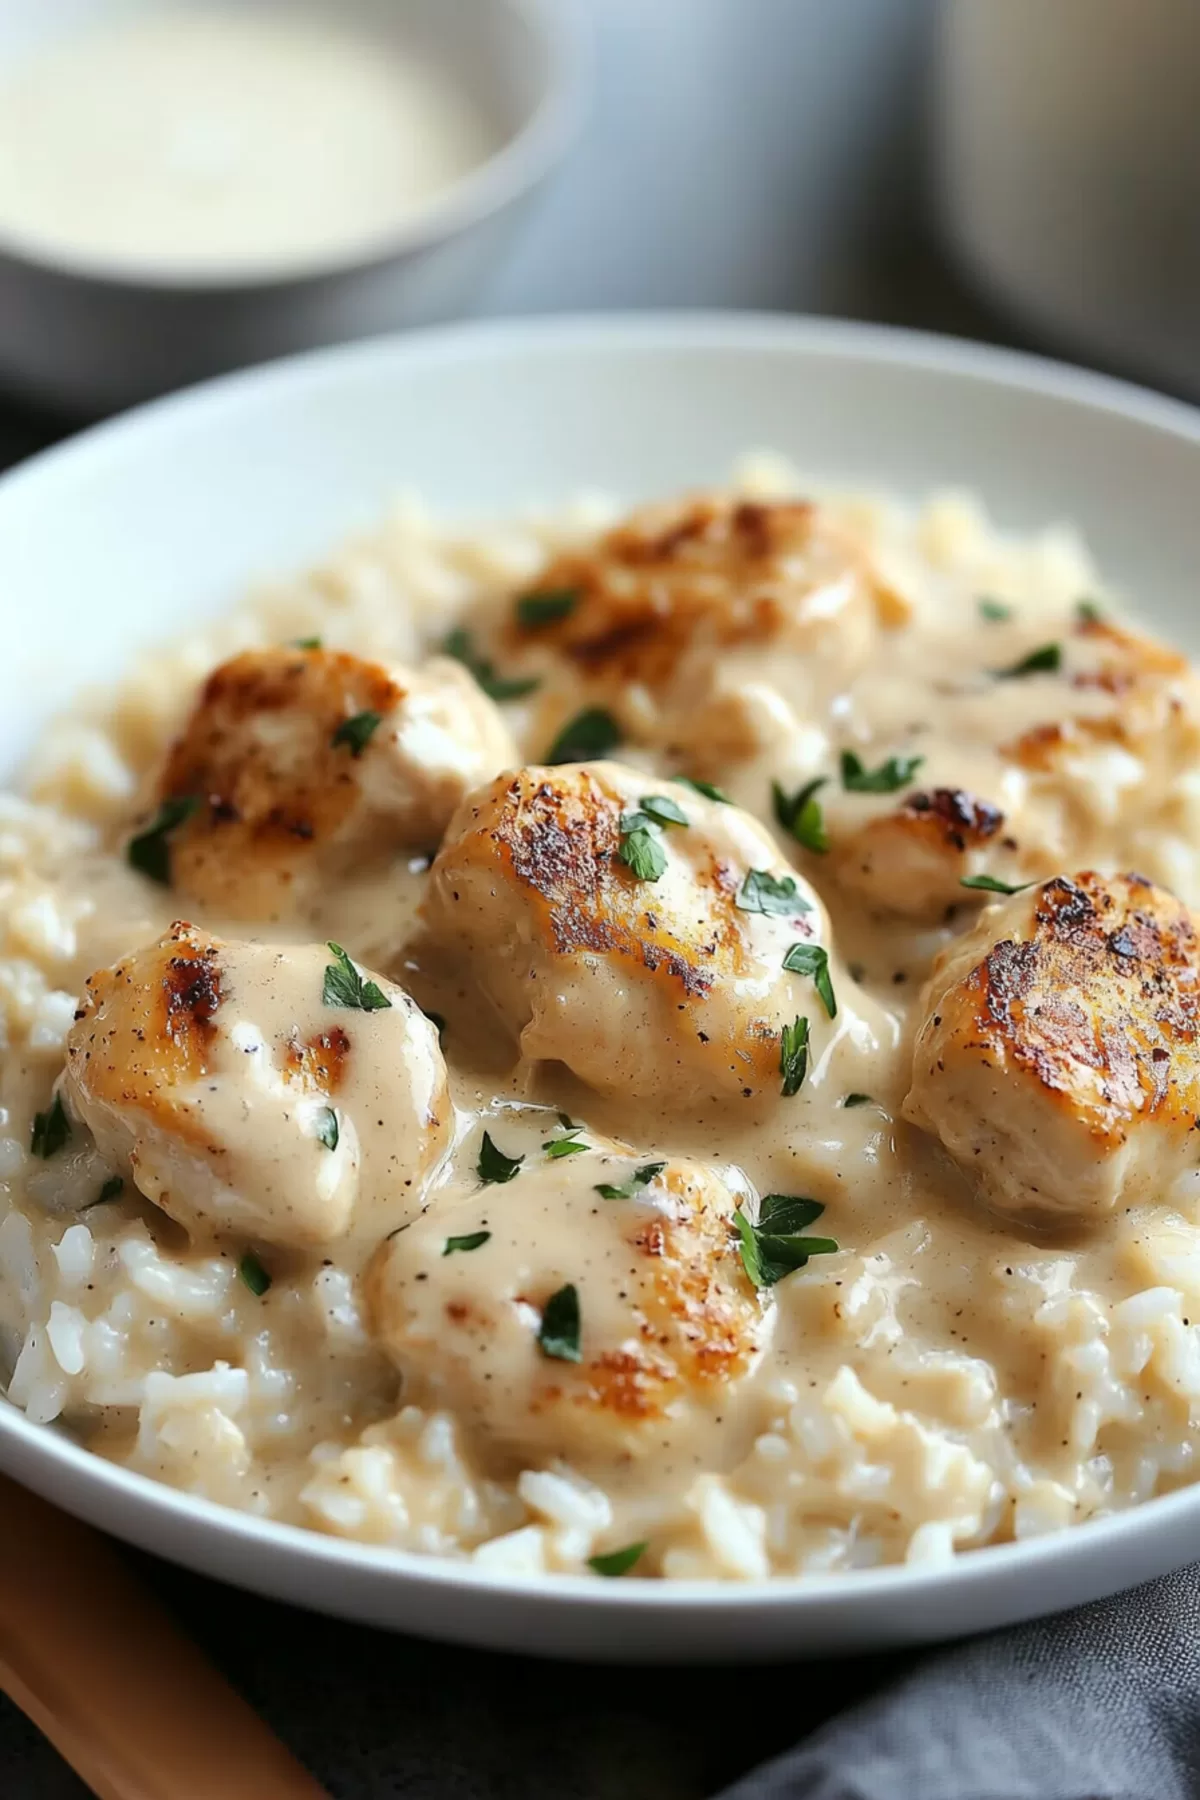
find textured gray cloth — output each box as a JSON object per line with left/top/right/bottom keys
{"left": 717, "top": 1567, "right": 1200, "bottom": 1800}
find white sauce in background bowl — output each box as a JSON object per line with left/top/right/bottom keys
{"left": 0, "top": 8, "right": 502, "bottom": 278}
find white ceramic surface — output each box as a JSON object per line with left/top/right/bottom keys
{"left": 0, "top": 0, "right": 583, "bottom": 415}
{"left": 4, "top": 315, "right": 1200, "bottom": 1661}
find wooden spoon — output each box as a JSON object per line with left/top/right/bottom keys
{"left": 0, "top": 1473, "right": 329, "bottom": 1799}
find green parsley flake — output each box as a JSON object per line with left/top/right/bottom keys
{"left": 315, "top": 1106, "right": 339, "bottom": 1151}
{"left": 994, "top": 643, "right": 1062, "bottom": 679}
{"left": 239, "top": 1251, "right": 271, "bottom": 1297}
{"left": 734, "top": 1194, "right": 838, "bottom": 1289}
{"left": 516, "top": 588, "right": 580, "bottom": 627}
{"left": 444, "top": 1231, "right": 491, "bottom": 1256}
{"left": 977, "top": 598, "right": 1012, "bottom": 622}
{"left": 291, "top": 635, "right": 322, "bottom": 649}
{"left": 538, "top": 1283, "right": 582, "bottom": 1362}
{"left": 30, "top": 1094, "right": 70, "bottom": 1159}
{"left": 960, "top": 873, "right": 1036, "bottom": 895}
{"left": 637, "top": 794, "right": 688, "bottom": 828}
{"left": 674, "top": 776, "right": 730, "bottom": 803}
{"left": 595, "top": 1161, "right": 666, "bottom": 1201}
{"left": 478, "top": 1131, "right": 524, "bottom": 1184}
{"left": 618, "top": 817, "right": 668, "bottom": 882}
{"left": 331, "top": 710, "right": 383, "bottom": 757}
{"left": 322, "top": 942, "right": 392, "bottom": 1012}
{"left": 736, "top": 868, "right": 812, "bottom": 917}
{"left": 840, "top": 750, "right": 924, "bottom": 794}
{"left": 780, "top": 1016, "right": 810, "bottom": 1098}
{"left": 1076, "top": 599, "right": 1104, "bottom": 625}
{"left": 127, "top": 794, "right": 200, "bottom": 885}
{"left": 546, "top": 707, "right": 621, "bottom": 764}
{"left": 442, "top": 626, "right": 540, "bottom": 703}
{"left": 772, "top": 776, "right": 829, "bottom": 854}
{"left": 589, "top": 1542, "right": 648, "bottom": 1577}
{"left": 782, "top": 943, "right": 836, "bottom": 1018}
{"left": 543, "top": 1131, "right": 588, "bottom": 1159}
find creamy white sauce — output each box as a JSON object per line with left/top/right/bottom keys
{"left": 0, "top": 11, "right": 499, "bottom": 274}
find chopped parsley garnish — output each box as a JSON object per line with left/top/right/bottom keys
{"left": 322, "top": 942, "right": 392, "bottom": 1012}
{"left": 840, "top": 750, "right": 924, "bottom": 794}
{"left": 442, "top": 626, "right": 540, "bottom": 703}
{"left": 674, "top": 776, "right": 730, "bottom": 803}
{"left": 30, "top": 1094, "right": 70, "bottom": 1159}
{"left": 993, "top": 642, "right": 1062, "bottom": 679}
{"left": 315, "top": 1106, "right": 339, "bottom": 1151}
{"left": 543, "top": 1129, "right": 588, "bottom": 1159}
{"left": 1076, "top": 598, "right": 1104, "bottom": 625}
{"left": 736, "top": 869, "right": 812, "bottom": 917}
{"left": 589, "top": 1541, "right": 648, "bottom": 1577}
{"left": 977, "top": 598, "right": 1012, "bottom": 623}
{"left": 843, "top": 1092, "right": 873, "bottom": 1109}
{"left": 960, "top": 873, "right": 1036, "bottom": 895}
{"left": 546, "top": 707, "right": 621, "bottom": 764}
{"left": 772, "top": 776, "right": 828, "bottom": 854}
{"left": 735, "top": 1194, "right": 838, "bottom": 1288}
{"left": 127, "top": 794, "right": 199, "bottom": 885}
{"left": 618, "top": 816, "right": 668, "bottom": 883}
{"left": 595, "top": 1161, "right": 666, "bottom": 1201}
{"left": 779, "top": 1016, "right": 810, "bottom": 1098}
{"left": 331, "top": 710, "right": 383, "bottom": 757}
{"left": 782, "top": 943, "right": 836, "bottom": 1018}
{"left": 239, "top": 1251, "right": 271, "bottom": 1297}
{"left": 637, "top": 793, "right": 688, "bottom": 828}
{"left": 292, "top": 635, "right": 322, "bottom": 649}
{"left": 478, "top": 1131, "right": 524, "bottom": 1184}
{"left": 516, "top": 587, "right": 580, "bottom": 628}
{"left": 537, "top": 1283, "right": 582, "bottom": 1362}
{"left": 444, "top": 1231, "right": 491, "bottom": 1256}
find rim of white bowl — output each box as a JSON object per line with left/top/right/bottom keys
{"left": 0, "top": 0, "right": 587, "bottom": 294}
{"left": 4, "top": 310, "right": 1200, "bottom": 1614}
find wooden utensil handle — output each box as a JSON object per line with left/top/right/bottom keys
{"left": 0, "top": 1474, "right": 329, "bottom": 1799}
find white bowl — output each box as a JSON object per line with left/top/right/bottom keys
{"left": 4, "top": 314, "right": 1200, "bottom": 1661}
{"left": 0, "top": 0, "right": 583, "bottom": 416}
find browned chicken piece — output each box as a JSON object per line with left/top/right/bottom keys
{"left": 140, "top": 645, "right": 516, "bottom": 920}
{"left": 365, "top": 1146, "right": 768, "bottom": 1472}
{"left": 830, "top": 787, "right": 1008, "bottom": 923}
{"left": 496, "top": 496, "right": 906, "bottom": 766}
{"left": 904, "top": 872, "right": 1200, "bottom": 1224}
{"left": 424, "top": 760, "right": 839, "bottom": 1106}
{"left": 64, "top": 923, "right": 450, "bottom": 1247}
{"left": 1004, "top": 613, "right": 1200, "bottom": 788}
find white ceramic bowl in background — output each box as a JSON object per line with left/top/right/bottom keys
{"left": 4, "top": 314, "right": 1200, "bottom": 1660}
{"left": 0, "top": 0, "right": 583, "bottom": 416}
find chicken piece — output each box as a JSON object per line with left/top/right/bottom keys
{"left": 830, "top": 787, "right": 1008, "bottom": 923}
{"left": 904, "top": 872, "right": 1200, "bottom": 1224}
{"left": 64, "top": 924, "right": 450, "bottom": 1248}
{"left": 365, "top": 1144, "right": 768, "bottom": 1473}
{"left": 143, "top": 646, "right": 516, "bottom": 919}
{"left": 425, "top": 761, "right": 839, "bottom": 1105}
{"left": 495, "top": 496, "right": 903, "bottom": 767}
{"left": 1002, "top": 614, "right": 1200, "bottom": 828}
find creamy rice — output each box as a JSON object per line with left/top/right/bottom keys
{"left": 5, "top": 459, "right": 1200, "bottom": 1582}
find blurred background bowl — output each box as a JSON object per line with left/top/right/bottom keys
{"left": 0, "top": 0, "right": 584, "bottom": 416}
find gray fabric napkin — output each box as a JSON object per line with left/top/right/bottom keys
{"left": 718, "top": 1566, "right": 1200, "bottom": 1800}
